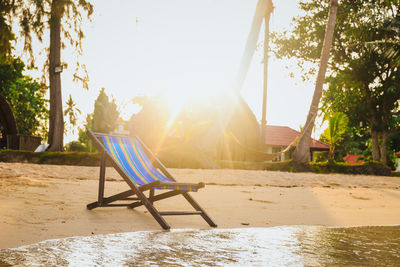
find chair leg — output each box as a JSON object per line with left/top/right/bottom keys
{"left": 135, "top": 190, "right": 171, "bottom": 230}
{"left": 87, "top": 201, "right": 100, "bottom": 210}
{"left": 149, "top": 188, "right": 155, "bottom": 204}
{"left": 98, "top": 151, "right": 107, "bottom": 205}
{"left": 87, "top": 189, "right": 135, "bottom": 210}
{"left": 183, "top": 192, "right": 217, "bottom": 227}
{"left": 128, "top": 190, "right": 217, "bottom": 228}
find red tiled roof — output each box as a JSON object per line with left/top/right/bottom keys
{"left": 343, "top": 154, "right": 364, "bottom": 164}
{"left": 264, "top": 125, "right": 329, "bottom": 149}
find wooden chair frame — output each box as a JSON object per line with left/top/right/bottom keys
{"left": 86, "top": 130, "right": 217, "bottom": 230}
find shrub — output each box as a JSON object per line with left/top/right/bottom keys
{"left": 65, "top": 141, "right": 87, "bottom": 152}
{"left": 0, "top": 150, "right": 393, "bottom": 176}
{"left": 0, "top": 150, "right": 101, "bottom": 166}
{"left": 310, "top": 161, "right": 392, "bottom": 176}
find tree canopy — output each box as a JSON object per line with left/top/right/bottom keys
{"left": 320, "top": 112, "right": 348, "bottom": 161}
{"left": 0, "top": 58, "right": 48, "bottom": 137}
{"left": 273, "top": 0, "right": 400, "bottom": 164}
{"left": 1, "top": 0, "right": 93, "bottom": 151}
{"left": 89, "top": 88, "right": 120, "bottom": 134}
{"left": 66, "top": 88, "right": 120, "bottom": 152}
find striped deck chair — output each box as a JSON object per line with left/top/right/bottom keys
{"left": 86, "top": 130, "right": 217, "bottom": 230}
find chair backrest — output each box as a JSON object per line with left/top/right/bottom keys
{"left": 100, "top": 135, "right": 172, "bottom": 186}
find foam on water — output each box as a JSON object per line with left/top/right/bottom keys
{"left": 1, "top": 225, "right": 400, "bottom": 266}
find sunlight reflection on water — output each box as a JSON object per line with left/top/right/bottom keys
{"left": 1, "top": 225, "right": 400, "bottom": 266}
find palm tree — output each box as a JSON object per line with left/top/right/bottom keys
{"left": 260, "top": 0, "right": 274, "bottom": 148}
{"left": 47, "top": 0, "right": 65, "bottom": 151}
{"left": 64, "top": 94, "right": 81, "bottom": 134}
{"left": 322, "top": 112, "right": 348, "bottom": 162}
{"left": 10, "top": 0, "right": 93, "bottom": 151}
{"left": 365, "top": 12, "right": 400, "bottom": 164}
{"left": 293, "top": 0, "right": 338, "bottom": 164}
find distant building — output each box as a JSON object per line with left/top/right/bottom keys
{"left": 129, "top": 94, "right": 329, "bottom": 165}
{"left": 262, "top": 125, "right": 329, "bottom": 161}
{"left": 343, "top": 154, "right": 364, "bottom": 165}
{"left": 396, "top": 152, "right": 400, "bottom": 171}
{"left": 113, "top": 118, "right": 130, "bottom": 135}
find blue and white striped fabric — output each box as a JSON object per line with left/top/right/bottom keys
{"left": 101, "top": 135, "right": 198, "bottom": 191}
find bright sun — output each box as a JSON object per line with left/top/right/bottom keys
{"left": 161, "top": 85, "right": 230, "bottom": 125}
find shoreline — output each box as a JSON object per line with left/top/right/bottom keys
{"left": 1, "top": 162, "right": 400, "bottom": 249}
{"left": 7, "top": 224, "right": 400, "bottom": 252}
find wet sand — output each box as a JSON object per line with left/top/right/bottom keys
{"left": 3, "top": 226, "right": 400, "bottom": 266}
{"left": 1, "top": 162, "right": 400, "bottom": 249}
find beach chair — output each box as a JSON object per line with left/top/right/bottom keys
{"left": 86, "top": 130, "right": 217, "bottom": 230}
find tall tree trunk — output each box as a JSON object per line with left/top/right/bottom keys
{"left": 260, "top": 0, "right": 273, "bottom": 149}
{"left": 196, "top": 0, "right": 270, "bottom": 167}
{"left": 371, "top": 130, "right": 381, "bottom": 161}
{"left": 380, "top": 132, "right": 389, "bottom": 165}
{"left": 328, "top": 145, "right": 335, "bottom": 162}
{"left": 48, "top": 0, "right": 64, "bottom": 151}
{"left": 233, "top": 0, "right": 270, "bottom": 93}
{"left": 293, "top": 0, "right": 338, "bottom": 164}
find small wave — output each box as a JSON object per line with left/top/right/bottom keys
{"left": 1, "top": 226, "right": 400, "bottom": 266}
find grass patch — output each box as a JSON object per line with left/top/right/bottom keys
{"left": 0, "top": 150, "right": 102, "bottom": 166}
{"left": 391, "top": 171, "right": 400, "bottom": 177}
{"left": 219, "top": 159, "right": 392, "bottom": 176}
{"left": 310, "top": 161, "right": 392, "bottom": 176}
{"left": 0, "top": 150, "right": 394, "bottom": 176}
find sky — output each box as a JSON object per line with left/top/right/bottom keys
{"left": 24, "top": 0, "right": 321, "bottom": 142}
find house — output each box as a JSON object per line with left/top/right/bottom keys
{"left": 262, "top": 125, "right": 329, "bottom": 161}
{"left": 129, "top": 93, "right": 329, "bottom": 166}
{"left": 0, "top": 95, "right": 41, "bottom": 151}
{"left": 0, "top": 95, "right": 18, "bottom": 149}
{"left": 343, "top": 154, "right": 364, "bottom": 164}
{"left": 396, "top": 152, "right": 400, "bottom": 171}
{"left": 113, "top": 118, "right": 130, "bottom": 136}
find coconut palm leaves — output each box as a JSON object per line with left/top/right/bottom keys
{"left": 322, "top": 112, "right": 348, "bottom": 161}
{"left": 366, "top": 13, "right": 400, "bottom": 66}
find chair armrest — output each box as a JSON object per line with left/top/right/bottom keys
{"left": 138, "top": 180, "right": 162, "bottom": 191}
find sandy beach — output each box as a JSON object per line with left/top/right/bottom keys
{"left": 1, "top": 162, "right": 400, "bottom": 249}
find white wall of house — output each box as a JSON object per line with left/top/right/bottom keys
{"left": 397, "top": 158, "right": 400, "bottom": 171}
{"left": 265, "top": 145, "right": 286, "bottom": 161}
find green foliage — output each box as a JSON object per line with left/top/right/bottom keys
{"left": 90, "top": 88, "right": 120, "bottom": 133}
{"left": 273, "top": 0, "right": 399, "bottom": 73}
{"left": 390, "top": 131, "right": 400, "bottom": 152}
{"left": 4, "top": 0, "right": 93, "bottom": 69}
{"left": 336, "top": 126, "right": 368, "bottom": 157}
{"left": 66, "top": 89, "right": 120, "bottom": 152}
{"left": 273, "top": 0, "right": 400, "bottom": 165}
{"left": 0, "top": 58, "right": 48, "bottom": 137}
{"left": 0, "top": 149, "right": 101, "bottom": 166}
{"left": 64, "top": 94, "right": 81, "bottom": 134}
{"left": 387, "top": 149, "right": 398, "bottom": 170}
{"left": 65, "top": 141, "right": 86, "bottom": 152}
{"left": 0, "top": 0, "right": 19, "bottom": 61}
{"left": 0, "top": 149, "right": 393, "bottom": 176}
{"left": 310, "top": 161, "right": 392, "bottom": 176}
{"left": 219, "top": 159, "right": 391, "bottom": 176}
{"left": 321, "top": 112, "right": 348, "bottom": 161}
{"left": 313, "top": 151, "right": 328, "bottom": 162}
{"left": 366, "top": 12, "right": 400, "bottom": 67}
{"left": 78, "top": 126, "right": 90, "bottom": 144}
{"left": 323, "top": 54, "right": 400, "bottom": 136}
{"left": 63, "top": 127, "right": 92, "bottom": 152}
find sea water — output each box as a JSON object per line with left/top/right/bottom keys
{"left": 1, "top": 225, "right": 400, "bottom": 266}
